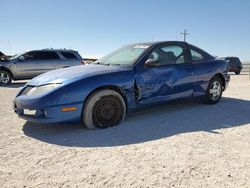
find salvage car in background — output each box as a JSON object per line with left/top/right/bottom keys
{"left": 84, "top": 58, "right": 98, "bottom": 64}
{"left": 14, "top": 41, "right": 230, "bottom": 129}
{"left": 222, "top": 57, "right": 242, "bottom": 74}
{"left": 0, "top": 49, "right": 83, "bottom": 85}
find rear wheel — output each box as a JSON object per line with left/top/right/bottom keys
{"left": 82, "top": 89, "right": 126, "bottom": 129}
{"left": 235, "top": 67, "right": 241, "bottom": 75}
{"left": 0, "top": 70, "right": 12, "bottom": 85}
{"left": 203, "top": 76, "right": 223, "bottom": 104}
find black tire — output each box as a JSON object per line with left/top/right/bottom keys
{"left": 235, "top": 67, "right": 241, "bottom": 75}
{"left": 0, "top": 70, "right": 12, "bottom": 85}
{"left": 82, "top": 89, "right": 126, "bottom": 129}
{"left": 203, "top": 76, "right": 223, "bottom": 105}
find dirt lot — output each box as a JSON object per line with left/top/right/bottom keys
{"left": 0, "top": 75, "right": 250, "bottom": 188}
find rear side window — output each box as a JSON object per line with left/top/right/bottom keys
{"left": 39, "top": 52, "right": 60, "bottom": 60}
{"left": 190, "top": 49, "right": 204, "bottom": 62}
{"left": 61, "top": 52, "right": 77, "bottom": 59}
{"left": 24, "top": 51, "right": 60, "bottom": 60}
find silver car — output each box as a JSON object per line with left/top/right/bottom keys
{"left": 0, "top": 49, "right": 84, "bottom": 85}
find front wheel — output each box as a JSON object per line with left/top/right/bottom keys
{"left": 203, "top": 76, "right": 223, "bottom": 105}
{"left": 0, "top": 70, "right": 12, "bottom": 85}
{"left": 82, "top": 89, "right": 126, "bottom": 129}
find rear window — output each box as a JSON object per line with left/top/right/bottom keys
{"left": 234, "top": 58, "right": 241, "bottom": 63}
{"left": 61, "top": 52, "right": 77, "bottom": 59}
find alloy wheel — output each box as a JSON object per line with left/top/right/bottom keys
{"left": 209, "top": 80, "right": 222, "bottom": 101}
{"left": 0, "top": 72, "right": 10, "bottom": 85}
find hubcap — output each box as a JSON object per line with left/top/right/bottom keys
{"left": 0, "top": 72, "right": 10, "bottom": 84}
{"left": 92, "top": 97, "right": 123, "bottom": 128}
{"left": 209, "top": 81, "right": 221, "bottom": 101}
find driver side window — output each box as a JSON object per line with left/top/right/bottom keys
{"left": 147, "top": 45, "right": 185, "bottom": 66}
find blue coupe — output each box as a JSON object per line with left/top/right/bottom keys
{"left": 14, "top": 41, "right": 230, "bottom": 129}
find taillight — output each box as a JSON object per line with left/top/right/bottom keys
{"left": 81, "top": 60, "right": 85, "bottom": 65}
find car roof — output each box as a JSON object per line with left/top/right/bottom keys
{"left": 38, "top": 49, "right": 78, "bottom": 52}
{"left": 131, "top": 41, "right": 188, "bottom": 47}
{"left": 222, "top": 57, "right": 239, "bottom": 59}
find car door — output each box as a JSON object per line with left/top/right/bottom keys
{"left": 135, "top": 43, "right": 194, "bottom": 105}
{"left": 14, "top": 51, "right": 42, "bottom": 78}
{"left": 39, "top": 51, "right": 62, "bottom": 73}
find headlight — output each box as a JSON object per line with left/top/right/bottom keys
{"left": 24, "top": 84, "right": 62, "bottom": 96}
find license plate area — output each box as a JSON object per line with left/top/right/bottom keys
{"left": 23, "top": 109, "right": 36, "bottom": 115}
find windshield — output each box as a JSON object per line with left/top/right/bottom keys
{"left": 94, "top": 44, "right": 150, "bottom": 66}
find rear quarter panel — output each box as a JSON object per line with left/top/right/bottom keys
{"left": 192, "top": 59, "right": 228, "bottom": 96}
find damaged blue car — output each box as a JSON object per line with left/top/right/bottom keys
{"left": 14, "top": 41, "right": 230, "bottom": 129}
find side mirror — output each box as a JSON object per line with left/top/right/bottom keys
{"left": 18, "top": 56, "right": 25, "bottom": 61}
{"left": 145, "top": 59, "right": 159, "bottom": 67}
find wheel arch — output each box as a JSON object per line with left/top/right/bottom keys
{"left": 83, "top": 85, "right": 128, "bottom": 111}
{"left": 212, "top": 73, "right": 225, "bottom": 90}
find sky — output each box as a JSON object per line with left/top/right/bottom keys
{"left": 0, "top": 0, "right": 250, "bottom": 61}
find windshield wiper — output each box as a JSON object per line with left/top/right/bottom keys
{"left": 93, "top": 61, "right": 122, "bottom": 66}
{"left": 93, "top": 62, "right": 110, "bottom": 66}
{"left": 109, "top": 63, "right": 121, "bottom": 66}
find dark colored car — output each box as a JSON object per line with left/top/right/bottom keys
{"left": 14, "top": 41, "right": 230, "bottom": 129}
{"left": 0, "top": 49, "right": 83, "bottom": 85}
{"left": 223, "top": 57, "right": 242, "bottom": 74}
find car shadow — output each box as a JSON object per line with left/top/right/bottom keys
{"left": 229, "top": 73, "right": 249, "bottom": 76}
{"left": 23, "top": 97, "right": 250, "bottom": 147}
{"left": 1, "top": 82, "right": 27, "bottom": 88}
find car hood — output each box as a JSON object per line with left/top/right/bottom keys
{"left": 27, "top": 64, "right": 130, "bottom": 86}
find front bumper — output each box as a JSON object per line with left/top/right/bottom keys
{"left": 14, "top": 97, "right": 83, "bottom": 124}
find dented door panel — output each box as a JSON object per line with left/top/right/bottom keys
{"left": 135, "top": 64, "right": 194, "bottom": 105}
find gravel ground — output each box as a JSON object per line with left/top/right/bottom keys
{"left": 0, "top": 75, "right": 250, "bottom": 188}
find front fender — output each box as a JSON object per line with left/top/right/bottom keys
{"left": 54, "top": 71, "right": 137, "bottom": 110}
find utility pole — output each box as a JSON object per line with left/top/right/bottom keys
{"left": 180, "top": 29, "right": 189, "bottom": 42}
